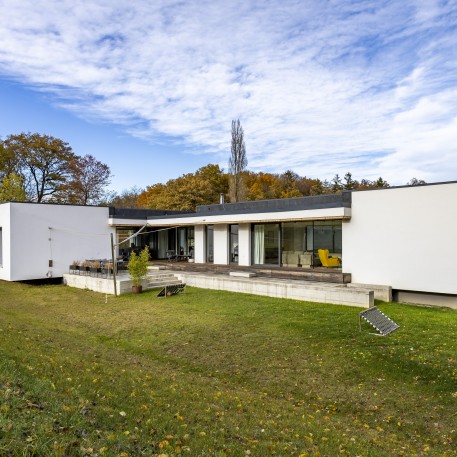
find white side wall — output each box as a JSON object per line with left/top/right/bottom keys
{"left": 238, "top": 223, "right": 251, "bottom": 266}
{"left": 343, "top": 183, "right": 457, "bottom": 295}
{"left": 8, "top": 203, "right": 114, "bottom": 281}
{"left": 213, "top": 224, "right": 229, "bottom": 265}
{"left": 0, "top": 203, "right": 12, "bottom": 281}
{"left": 194, "top": 225, "right": 205, "bottom": 264}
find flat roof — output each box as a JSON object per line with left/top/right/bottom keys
{"left": 147, "top": 192, "right": 352, "bottom": 221}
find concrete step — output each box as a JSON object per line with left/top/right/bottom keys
{"left": 146, "top": 271, "right": 182, "bottom": 289}
{"left": 147, "top": 273, "right": 177, "bottom": 280}
{"left": 147, "top": 278, "right": 182, "bottom": 286}
{"left": 147, "top": 270, "right": 179, "bottom": 274}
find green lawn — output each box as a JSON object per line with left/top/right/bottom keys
{"left": 0, "top": 281, "right": 455, "bottom": 456}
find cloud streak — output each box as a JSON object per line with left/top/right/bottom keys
{"left": 0, "top": 0, "right": 456, "bottom": 183}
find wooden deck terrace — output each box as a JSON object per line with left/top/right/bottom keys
{"left": 152, "top": 261, "right": 351, "bottom": 284}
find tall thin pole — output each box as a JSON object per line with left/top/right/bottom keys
{"left": 110, "top": 233, "right": 118, "bottom": 296}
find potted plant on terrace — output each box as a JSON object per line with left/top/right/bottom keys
{"left": 69, "top": 260, "right": 80, "bottom": 274}
{"left": 102, "top": 261, "right": 114, "bottom": 277}
{"left": 90, "top": 260, "right": 101, "bottom": 276}
{"left": 81, "top": 260, "right": 91, "bottom": 275}
{"left": 127, "top": 247, "right": 149, "bottom": 293}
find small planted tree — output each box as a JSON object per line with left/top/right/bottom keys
{"left": 127, "top": 247, "right": 149, "bottom": 293}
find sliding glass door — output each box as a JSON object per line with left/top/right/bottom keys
{"left": 177, "top": 227, "right": 195, "bottom": 256}
{"left": 251, "top": 221, "right": 342, "bottom": 267}
{"left": 229, "top": 225, "right": 239, "bottom": 264}
{"left": 252, "top": 223, "right": 280, "bottom": 265}
{"left": 206, "top": 225, "right": 214, "bottom": 263}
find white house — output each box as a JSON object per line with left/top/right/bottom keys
{"left": 1, "top": 181, "right": 456, "bottom": 307}
{"left": 0, "top": 202, "right": 114, "bottom": 281}
{"left": 0, "top": 203, "right": 186, "bottom": 281}
{"left": 138, "top": 181, "right": 457, "bottom": 307}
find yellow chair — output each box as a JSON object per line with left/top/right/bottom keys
{"left": 318, "top": 249, "right": 340, "bottom": 267}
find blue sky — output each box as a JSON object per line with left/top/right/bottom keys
{"left": 1, "top": 0, "right": 456, "bottom": 193}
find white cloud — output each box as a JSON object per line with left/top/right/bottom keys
{"left": 0, "top": 0, "right": 456, "bottom": 184}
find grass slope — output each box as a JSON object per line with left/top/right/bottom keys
{"left": 0, "top": 281, "right": 455, "bottom": 456}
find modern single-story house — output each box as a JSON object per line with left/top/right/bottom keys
{"left": 0, "top": 203, "right": 184, "bottom": 282}
{"left": 1, "top": 181, "right": 456, "bottom": 307}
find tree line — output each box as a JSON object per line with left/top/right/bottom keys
{"left": 132, "top": 119, "right": 394, "bottom": 210}
{"left": 0, "top": 132, "right": 111, "bottom": 205}
{"left": 133, "top": 166, "right": 393, "bottom": 211}
{"left": 1, "top": 130, "right": 425, "bottom": 210}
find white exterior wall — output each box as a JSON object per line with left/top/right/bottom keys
{"left": 343, "top": 183, "right": 457, "bottom": 295}
{"left": 5, "top": 203, "right": 114, "bottom": 281}
{"left": 213, "top": 224, "right": 229, "bottom": 265}
{"left": 238, "top": 223, "right": 251, "bottom": 266}
{"left": 0, "top": 203, "right": 11, "bottom": 280}
{"left": 194, "top": 225, "right": 205, "bottom": 264}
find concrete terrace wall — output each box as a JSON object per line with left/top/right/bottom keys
{"left": 174, "top": 273, "right": 373, "bottom": 308}
{"left": 63, "top": 274, "right": 150, "bottom": 295}
{"left": 8, "top": 203, "right": 114, "bottom": 281}
{"left": 343, "top": 183, "right": 457, "bottom": 295}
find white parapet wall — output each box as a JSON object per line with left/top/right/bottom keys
{"left": 174, "top": 272, "right": 373, "bottom": 308}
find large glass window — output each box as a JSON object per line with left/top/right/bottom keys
{"left": 206, "top": 225, "right": 214, "bottom": 263}
{"left": 187, "top": 227, "right": 195, "bottom": 259}
{"left": 282, "top": 221, "right": 313, "bottom": 251}
{"left": 229, "top": 225, "right": 238, "bottom": 264}
{"left": 117, "top": 228, "right": 141, "bottom": 259}
{"left": 251, "top": 220, "right": 342, "bottom": 268}
{"left": 116, "top": 228, "right": 132, "bottom": 250}
{"left": 313, "top": 221, "right": 342, "bottom": 254}
{"left": 281, "top": 221, "right": 314, "bottom": 267}
{"left": 178, "top": 227, "right": 187, "bottom": 255}
{"left": 252, "top": 223, "right": 280, "bottom": 265}
{"left": 116, "top": 226, "right": 190, "bottom": 260}
{"left": 158, "top": 230, "right": 168, "bottom": 259}
{"left": 177, "top": 227, "right": 194, "bottom": 257}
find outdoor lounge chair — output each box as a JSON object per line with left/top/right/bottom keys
{"left": 166, "top": 250, "right": 177, "bottom": 262}
{"left": 318, "top": 249, "right": 340, "bottom": 267}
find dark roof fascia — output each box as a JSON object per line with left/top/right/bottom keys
{"left": 197, "top": 192, "right": 351, "bottom": 213}
{"left": 109, "top": 207, "right": 191, "bottom": 220}
{"left": 147, "top": 192, "right": 351, "bottom": 221}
